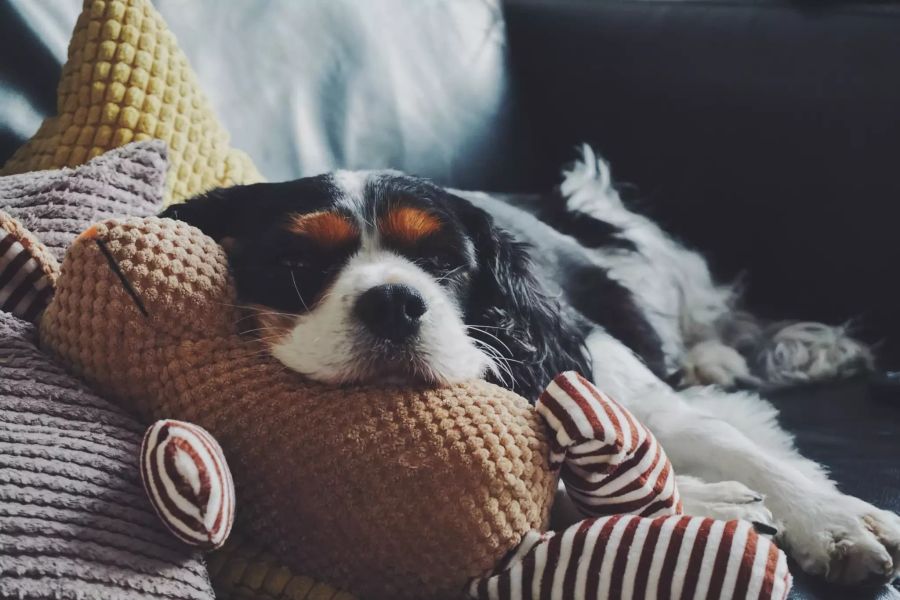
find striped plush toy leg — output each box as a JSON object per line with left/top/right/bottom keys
{"left": 0, "top": 211, "right": 59, "bottom": 323}
{"left": 468, "top": 514, "right": 792, "bottom": 600}
{"left": 467, "top": 372, "right": 792, "bottom": 600}
{"left": 537, "top": 371, "right": 681, "bottom": 518}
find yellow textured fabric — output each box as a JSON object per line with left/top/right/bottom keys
{"left": 40, "top": 217, "right": 557, "bottom": 600}
{"left": 1, "top": 0, "right": 262, "bottom": 205}
{"left": 209, "top": 537, "right": 357, "bottom": 600}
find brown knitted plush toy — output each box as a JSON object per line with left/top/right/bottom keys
{"left": 31, "top": 215, "right": 792, "bottom": 600}
{"left": 38, "top": 216, "right": 557, "bottom": 600}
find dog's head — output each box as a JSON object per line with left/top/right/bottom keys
{"left": 161, "top": 171, "right": 585, "bottom": 400}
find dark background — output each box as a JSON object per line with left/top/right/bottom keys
{"left": 502, "top": 0, "right": 900, "bottom": 368}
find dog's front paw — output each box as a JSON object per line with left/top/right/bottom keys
{"left": 783, "top": 494, "right": 900, "bottom": 585}
{"left": 677, "top": 476, "right": 778, "bottom": 533}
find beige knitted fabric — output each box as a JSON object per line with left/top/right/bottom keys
{"left": 40, "top": 217, "right": 557, "bottom": 600}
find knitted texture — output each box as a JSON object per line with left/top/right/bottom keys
{"left": 0, "top": 140, "right": 166, "bottom": 262}
{"left": 0, "top": 311, "right": 215, "bottom": 600}
{"left": 40, "top": 217, "right": 557, "bottom": 600}
{"left": 0, "top": 142, "right": 333, "bottom": 597}
{"left": 0, "top": 0, "right": 262, "bottom": 205}
{"left": 208, "top": 536, "right": 356, "bottom": 600}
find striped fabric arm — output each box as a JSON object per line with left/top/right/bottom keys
{"left": 467, "top": 372, "right": 792, "bottom": 599}
{"left": 536, "top": 371, "right": 681, "bottom": 518}
{"left": 468, "top": 515, "right": 792, "bottom": 600}
{"left": 0, "top": 212, "right": 58, "bottom": 323}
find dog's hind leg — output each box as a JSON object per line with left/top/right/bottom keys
{"left": 586, "top": 328, "right": 900, "bottom": 585}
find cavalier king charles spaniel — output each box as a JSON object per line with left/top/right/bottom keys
{"left": 162, "top": 146, "right": 899, "bottom": 587}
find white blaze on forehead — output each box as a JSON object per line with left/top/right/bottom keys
{"left": 331, "top": 169, "right": 404, "bottom": 215}
{"left": 331, "top": 170, "right": 369, "bottom": 215}
{"left": 330, "top": 169, "right": 406, "bottom": 252}
{"left": 332, "top": 170, "right": 377, "bottom": 248}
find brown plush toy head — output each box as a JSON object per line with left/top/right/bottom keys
{"left": 39, "top": 217, "right": 557, "bottom": 599}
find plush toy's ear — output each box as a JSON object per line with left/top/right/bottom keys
{"left": 0, "top": 211, "right": 59, "bottom": 323}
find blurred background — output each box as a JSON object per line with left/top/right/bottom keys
{"left": 2, "top": 0, "right": 899, "bottom": 367}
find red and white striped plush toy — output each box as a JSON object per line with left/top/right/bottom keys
{"left": 468, "top": 372, "right": 791, "bottom": 600}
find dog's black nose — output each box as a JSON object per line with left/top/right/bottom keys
{"left": 354, "top": 283, "right": 427, "bottom": 342}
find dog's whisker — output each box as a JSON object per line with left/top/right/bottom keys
{"left": 465, "top": 325, "right": 515, "bottom": 356}
{"left": 470, "top": 337, "right": 513, "bottom": 386}
{"left": 239, "top": 325, "right": 293, "bottom": 335}
{"left": 289, "top": 270, "right": 310, "bottom": 313}
{"left": 434, "top": 266, "right": 465, "bottom": 284}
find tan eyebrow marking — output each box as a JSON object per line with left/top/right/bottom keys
{"left": 287, "top": 211, "right": 359, "bottom": 247}
{"left": 380, "top": 206, "right": 442, "bottom": 245}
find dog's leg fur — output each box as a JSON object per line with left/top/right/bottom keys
{"left": 586, "top": 329, "right": 900, "bottom": 584}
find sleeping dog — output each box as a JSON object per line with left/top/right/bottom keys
{"left": 162, "top": 146, "right": 899, "bottom": 586}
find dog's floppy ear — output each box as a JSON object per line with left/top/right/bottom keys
{"left": 454, "top": 197, "right": 591, "bottom": 402}
{"left": 160, "top": 175, "right": 338, "bottom": 244}
{"left": 159, "top": 185, "right": 262, "bottom": 243}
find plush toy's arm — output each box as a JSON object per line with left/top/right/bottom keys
{"left": 0, "top": 211, "right": 59, "bottom": 323}
{"left": 536, "top": 371, "right": 681, "bottom": 517}
{"left": 466, "top": 372, "right": 792, "bottom": 600}
{"left": 468, "top": 514, "right": 792, "bottom": 600}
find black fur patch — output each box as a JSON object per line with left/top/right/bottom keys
{"left": 537, "top": 188, "right": 637, "bottom": 252}
{"left": 565, "top": 263, "right": 666, "bottom": 377}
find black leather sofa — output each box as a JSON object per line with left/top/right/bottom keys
{"left": 500, "top": 2, "right": 900, "bottom": 598}
{"left": 2, "top": 1, "right": 898, "bottom": 598}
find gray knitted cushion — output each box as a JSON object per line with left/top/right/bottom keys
{"left": 0, "top": 313, "right": 214, "bottom": 599}
{"left": 0, "top": 141, "right": 165, "bottom": 262}
{"left": 0, "top": 142, "right": 215, "bottom": 599}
